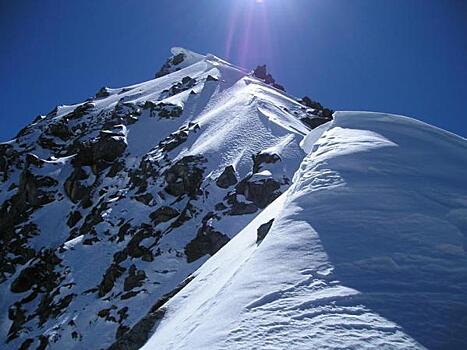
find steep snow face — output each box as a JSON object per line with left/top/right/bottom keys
{"left": 0, "top": 48, "right": 332, "bottom": 350}
{"left": 144, "top": 112, "right": 467, "bottom": 350}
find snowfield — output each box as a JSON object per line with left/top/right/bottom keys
{"left": 144, "top": 112, "right": 467, "bottom": 350}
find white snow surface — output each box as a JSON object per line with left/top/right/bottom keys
{"left": 143, "top": 112, "right": 467, "bottom": 350}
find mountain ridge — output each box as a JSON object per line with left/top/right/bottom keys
{"left": 1, "top": 48, "right": 466, "bottom": 350}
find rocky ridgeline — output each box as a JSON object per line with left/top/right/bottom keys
{"left": 0, "top": 49, "right": 333, "bottom": 349}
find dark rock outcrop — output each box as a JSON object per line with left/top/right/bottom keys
{"left": 253, "top": 65, "right": 285, "bottom": 91}
{"left": 257, "top": 219, "right": 274, "bottom": 243}
{"left": 225, "top": 193, "right": 258, "bottom": 216}
{"left": 164, "top": 155, "right": 206, "bottom": 198}
{"left": 17, "top": 170, "right": 57, "bottom": 208}
{"left": 236, "top": 177, "right": 281, "bottom": 209}
{"left": 143, "top": 101, "right": 183, "bottom": 119}
{"left": 185, "top": 226, "right": 230, "bottom": 263}
{"left": 216, "top": 165, "right": 237, "bottom": 189}
{"left": 150, "top": 206, "right": 180, "bottom": 224}
{"left": 123, "top": 265, "right": 146, "bottom": 292}
{"left": 96, "top": 87, "right": 111, "bottom": 99}
{"left": 98, "top": 263, "right": 126, "bottom": 298}
{"left": 64, "top": 167, "right": 91, "bottom": 204}
{"left": 107, "top": 277, "right": 194, "bottom": 350}
{"left": 298, "top": 96, "right": 334, "bottom": 129}
{"left": 72, "top": 132, "right": 127, "bottom": 173}
{"left": 155, "top": 53, "right": 186, "bottom": 78}
{"left": 252, "top": 152, "right": 281, "bottom": 173}
{"left": 47, "top": 120, "right": 73, "bottom": 141}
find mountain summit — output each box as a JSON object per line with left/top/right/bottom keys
{"left": 1, "top": 48, "right": 466, "bottom": 350}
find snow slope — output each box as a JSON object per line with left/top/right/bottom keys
{"left": 143, "top": 112, "right": 467, "bottom": 350}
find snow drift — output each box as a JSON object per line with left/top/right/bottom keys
{"left": 144, "top": 112, "right": 467, "bottom": 350}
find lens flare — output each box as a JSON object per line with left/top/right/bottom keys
{"left": 225, "top": 0, "right": 274, "bottom": 69}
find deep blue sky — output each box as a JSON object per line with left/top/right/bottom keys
{"left": 1, "top": 0, "right": 466, "bottom": 141}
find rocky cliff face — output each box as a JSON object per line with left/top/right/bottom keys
{"left": 0, "top": 48, "right": 333, "bottom": 350}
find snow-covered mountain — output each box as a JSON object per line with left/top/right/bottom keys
{"left": 1, "top": 48, "right": 466, "bottom": 350}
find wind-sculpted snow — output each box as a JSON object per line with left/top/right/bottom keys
{"left": 144, "top": 112, "right": 467, "bottom": 350}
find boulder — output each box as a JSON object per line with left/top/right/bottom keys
{"left": 300, "top": 116, "right": 331, "bottom": 129}
{"left": 72, "top": 133, "right": 127, "bottom": 172}
{"left": 252, "top": 152, "right": 281, "bottom": 173}
{"left": 66, "top": 211, "right": 83, "bottom": 228}
{"left": 300, "top": 96, "right": 323, "bottom": 109}
{"left": 225, "top": 193, "right": 258, "bottom": 216}
{"left": 216, "top": 165, "right": 237, "bottom": 189}
{"left": 64, "top": 167, "right": 91, "bottom": 204}
{"left": 98, "top": 263, "right": 126, "bottom": 297}
{"left": 155, "top": 53, "right": 186, "bottom": 78}
{"left": 185, "top": 226, "right": 230, "bottom": 263}
{"left": 96, "top": 87, "right": 110, "bottom": 99}
{"left": 18, "top": 170, "right": 57, "bottom": 207}
{"left": 48, "top": 121, "right": 73, "bottom": 141}
{"left": 150, "top": 206, "right": 180, "bottom": 224}
{"left": 236, "top": 177, "right": 282, "bottom": 209}
{"left": 123, "top": 265, "right": 146, "bottom": 292}
{"left": 164, "top": 155, "right": 206, "bottom": 198}
{"left": 257, "top": 219, "right": 274, "bottom": 243}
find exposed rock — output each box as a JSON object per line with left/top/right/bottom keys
{"left": 66, "top": 211, "right": 83, "bottom": 228}
{"left": 300, "top": 96, "right": 323, "bottom": 110}
{"left": 64, "top": 167, "right": 91, "bottom": 204}
{"left": 160, "top": 130, "right": 188, "bottom": 152}
{"left": 206, "top": 75, "right": 218, "bottom": 82}
{"left": 252, "top": 152, "right": 281, "bottom": 173}
{"left": 155, "top": 53, "right": 186, "bottom": 78}
{"left": 161, "top": 76, "right": 196, "bottom": 98}
{"left": 164, "top": 155, "right": 206, "bottom": 198}
{"left": 225, "top": 193, "right": 258, "bottom": 216}
{"left": 150, "top": 206, "right": 180, "bottom": 224}
{"left": 106, "top": 161, "right": 125, "bottom": 178}
{"left": 11, "top": 249, "right": 61, "bottom": 288}
{"left": 134, "top": 193, "right": 153, "bottom": 206}
{"left": 300, "top": 116, "right": 331, "bottom": 129}
{"left": 25, "top": 153, "right": 44, "bottom": 168}
{"left": 253, "top": 65, "right": 268, "bottom": 80}
{"left": 216, "top": 165, "right": 237, "bottom": 188}
{"left": 0, "top": 144, "right": 17, "bottom": 181}
{"left": 72, "top": 133, "right": 127, "bottom": 172}
{"left": 185, "top": 225, "right": 230, "bottom": 263}
{"left": 298, "top": 96, "right": 334, "bottom": 129}
{"left": 17, "top": 170, "right": 57, "bottom": 208}
{"left": 96, "top": 87, "right": 111, "bottom": 99}
{"left": 253, "top": 65, "right": 283, "bottom": 89}
{"left": 107, "top": 277, "right": 194, "bottom": 350}
{"left": 47, "top": 120, "right": 73, "bottom": 141}
{"left": 126, "top": 228, "right": 158, "bottom": 261}
{"left": 64, "top": 102, "right": 94, "bottom": 120}
{"left": 273, "top": 83, "right": 285, "bottom": 92}
{"left": 123, "top": 265, "right": 146, "bottom": 292}
{"left": 236, "top": 177, "right": 282, "bottom": 209}
{"left": 143, "top": 101, "right": 183, "bottom": 119}
{"left": 98, "top": 263, "right": 126, "bottom": 298}
{"left": 257, "top": 219, "right": 274, "bottom": 243}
